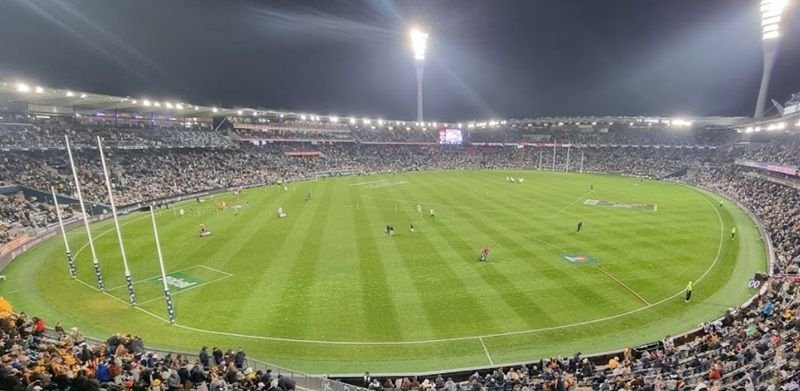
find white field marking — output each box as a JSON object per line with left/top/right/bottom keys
{"left": 549, "top": 189, "right": 595, "bottom": 218}
{"left": 136, "top": 273, "right": 234, "bottom": 306}
{"left": 654, "top": 204, "right": 658, "bottom": 212}
{"left": 69, "top": 188, "right": 725, "bottom": 346}
{"left": 348, "top": 179, "right": 391, "bottom": 187}
{"left": 479, "top": 337, "right": 494, "bottom": 366}
{"left": 104, "top": 264, "right": 208, "bottom": 291}
{"left": 73, "top": 275, "right": 171, "bottom": 323}
{"left": 198, "top": 264, "right": 234, "bottom": 276}
{"left": 594, "top": 266, "right": 651, "bottom": 306}
{"left": 366, "top": 181, "right": 408, "bottom": 189}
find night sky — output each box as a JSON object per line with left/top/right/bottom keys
{"left": 0, "top": 0, "right": 798, "bottom": 121}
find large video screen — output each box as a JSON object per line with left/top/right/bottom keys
{"left": 438, "top": 129, "right": 463, "bottom": 145}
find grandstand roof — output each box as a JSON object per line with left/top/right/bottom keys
{"left": 0, "top": 80, "right": 791, "bottom": 131}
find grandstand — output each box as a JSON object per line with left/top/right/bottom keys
{"left": 0, "top": 79, "right": 799, "bottom": 391}
{"left": 2, "top": 1, "right": 800, "bottom": 389}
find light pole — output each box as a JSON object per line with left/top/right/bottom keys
{"left": 755, "top": 0, "right": 789, "bottom": 118}
{"left": 410, "top": 27, "right": 429, "bottom": 123}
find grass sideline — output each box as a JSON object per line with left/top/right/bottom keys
{"left": 0, "top": 170, "right": 765, "bottom": 374}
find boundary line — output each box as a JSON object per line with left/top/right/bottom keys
{"left": 67, "top": 187, "right": 726, "bottom": 346}
{"left": 478, "top": 337, "right": 494, "bottom": 366}
{"left": 594, "top": 266, "right": 651, "bottom": 306}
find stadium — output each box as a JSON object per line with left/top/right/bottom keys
{"left": 0, "top": 1, "right": 799, "bottom": 390}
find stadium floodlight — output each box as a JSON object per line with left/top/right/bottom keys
{"left": 194, "top": 106, "right": 199, "bottom": 111}
{"left": 252, "top": 111, "right": 258, "bottom": 116}
{"left": 35, "top": 86, "right": 44, "bottom": 94}
{"left": 212, "top": 107, "right": 218, "bottom": 113}
{"left": 142, "top": 99, "right": 152, "bottom": 107}
{"left": 349, "top": 117, "right": 356, "bottom": 125}
{"left": 66, "top": 91, "right": 75, "bottom": 97}
{"left": 80, "top": 93, "right": 87, "bottom": 99}
{"left": 378, "top": 119, "right": 385, "bottom": 126}
{"left": 300, "top": 114, "right": 307, "bottom": 121}
{"left": 237, "top": 110, "right": 243, "bottom": 115}
{"left": 410, "top": 27, "right": 429, "bottom": 123}
{"left": 755, "top": 0, "right": 790, "bottom": 117}
{"left": 165, "top": 102, "right": 174, "bottom": 109}
{"left": 796, "top": 120, "right": 800, "bottom": 127}
{"left": 330, "top": 116, "right": 339, "bottom": 123}
{"left": 363, "top": 118, "right": 371, "bottom": 125}
{"left": 154, "top": 102, "right": 161, "bottom": 107}
{"left": 16, "top": 83, "right": 30, "bottom": 93}
{"left": 175, "top": 103, "right": 184, "bottom": 110}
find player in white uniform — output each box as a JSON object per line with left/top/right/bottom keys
{"left": 416, "top": 204, "right": 422, "bottom": 215}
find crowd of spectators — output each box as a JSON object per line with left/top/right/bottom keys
{"left": 0, "top": 307, "right": 301, "bottom": 391}
{"left": 3, "top": 119, "right": 800, "bottom": 389}
{"left": 687, "top": 166, "right": 800, "bottom": 275}
{"left": 3, "top": 276, "right": 800, "bottom": 390}
{"left": 0, "top": 191, "right": 72, "bottom": 246}
{"left": 741, "top": 134, "right": 800, "bottom": 167}
{"left": 0, "top": 120, "right": 230, "bottom": 151}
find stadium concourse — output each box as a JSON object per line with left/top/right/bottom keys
{"left": 1, "top": 115, "right": 800, "bottom": 391}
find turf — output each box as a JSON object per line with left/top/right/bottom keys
{"left": 0, "top": 170, "right": 766, "bottom": 374}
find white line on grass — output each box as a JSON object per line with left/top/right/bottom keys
{"left": 104, "top": 264, "right": 208, "bottom": 291}
{"left": 479, "top": 337, "right": 494, "bottom": 366}
{"left": 348, "top": 179, "right": 390, "bottom": 187}
{"left": 198, "top": 264, "right": 234, "bottom": 276}
{"left": 594, "top": 266, "right": 651, "bottom": 306}
{"left": 549, "top": 189, "right": 594, "bottom": 219}
{"left": 70, "top": 187, "right": 726, "bottom": 347}
{"left": 73, "top": 276, "right": 171, "bottom": 323}
{"left": 136, "top": 273, "right": 234, "bottom": 306}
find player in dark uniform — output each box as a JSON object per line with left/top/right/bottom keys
{"left": 577, "top": 221, "right": 583, "bottom": 232}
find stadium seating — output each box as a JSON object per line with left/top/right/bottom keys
{"left": 1, "top": 117, "right": 800, "bottom": 390}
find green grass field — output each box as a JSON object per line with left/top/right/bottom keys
{"left": 1, "top": 170, "right": 766, "bottom": 374}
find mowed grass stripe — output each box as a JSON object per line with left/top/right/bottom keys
{"left": 356, "top": 188, "right": 441, "bottom": 339}
{"left": 180, "top": 189, "right": 305, "bottom": 329}
{"left": 303, "top": 182, "right": 370, "bottom": 340}
{"left": 460, "top": 173, "right": 711, "bottom": 303}
{"left": 384, "top": 185, "right": 507, "bottom": 336}
{"left": 389, "top": 184, "right": 549, "bottom": 333}
{"left": 349, "top": 186, "right": 404, "bottom": 341}
{"left": 409, "top": 178, "right": 582, "bottom": 325}
{"left": 421, "top": 174, "right": 643, "bottom": 317}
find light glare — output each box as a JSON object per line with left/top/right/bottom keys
{"left": 410, "top": 28, "right": 429, "bottom": 61}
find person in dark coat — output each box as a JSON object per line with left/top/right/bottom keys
{"left": 278, "top": 374, "right": 296, "bottom": 391}
{"left": 199, "top": 346, "right": 210, "bottom": 368}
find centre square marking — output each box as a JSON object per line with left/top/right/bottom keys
{"left": 561, "top": 253, "right": 599, "bottom": 266}
{"left": 154, "top": 271, "right": 204, "bottom": 291}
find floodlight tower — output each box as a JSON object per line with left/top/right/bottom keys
{"left": 410, "top": 27, "right": 429, "bottom": 123}
{"left": 755, "top": 0, "right": 789, "bottom": 118}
